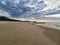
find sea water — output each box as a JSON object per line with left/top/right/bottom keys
{"left": 32, "top": 22, "right": 60, "bottom": 30}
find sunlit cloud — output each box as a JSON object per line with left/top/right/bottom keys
{"left": 45, "top": 14, "right": 60, "bottom": 17}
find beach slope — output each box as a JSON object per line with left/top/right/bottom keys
{"left": 0, "top": 21, "right": 60, "bottom": 45}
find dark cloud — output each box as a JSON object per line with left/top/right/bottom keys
{"left": 0, "top": 0, "right": 60, "bottom": 19}
{"left": 0, "top": 0, "right": 31, "bottom": 17}
{"left": 43, "top": 10, "right": 60, "bottom": 15}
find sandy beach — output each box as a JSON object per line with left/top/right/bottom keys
{"left": 0, "top": 21, "right": 60, "bottom": 45}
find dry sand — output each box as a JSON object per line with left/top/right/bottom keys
{"left": 0, "top": 21, "right": 60, "bottom": 45}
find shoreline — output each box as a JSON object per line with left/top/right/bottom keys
{"left": 34, "top": 24, "right": 60, "bottom": 30}
{"left": 0, "top": 21, "right": 60, "bottom": 45}
{"left": 31, "top": 22, "right": 60, "bottom": 30}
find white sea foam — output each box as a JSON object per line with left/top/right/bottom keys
{"left": 33, "top": 22, "right": 60, "bottom": 30}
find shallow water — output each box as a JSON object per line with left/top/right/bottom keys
{"left": 33, "top": 22, "right": 60, "bottom": 30}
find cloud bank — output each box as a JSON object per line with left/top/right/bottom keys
{"left": 0, "top": 0, "right": 60, "bottom": 20}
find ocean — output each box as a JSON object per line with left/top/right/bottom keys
{"left": 32, "top": 22, "right": 60, "bottom": 30}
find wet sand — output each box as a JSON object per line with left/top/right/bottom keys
{"left": 0, "top": 21, "right": 60, "bottom": 45}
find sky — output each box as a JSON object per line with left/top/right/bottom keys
{"left": 0, "top": 0, "right": 60, "bottom": 20}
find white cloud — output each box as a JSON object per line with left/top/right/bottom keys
{"left": 42, "top": 0, "right": 60, "bottom": 11}
{"left": 13, "top": 0, "right": 20, "bottom": 4}
{"left": 0, "top": 10, "right": 11, "bottom": 18}
{"left": 45, "top": 14, "right": 60, "bottom": 17}
{"left": 1, "top": 1, "right": 6, "bottom": 5}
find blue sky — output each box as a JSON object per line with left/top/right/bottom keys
{"left": 0, "top": 0, "right": 60, "bottom": 20}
